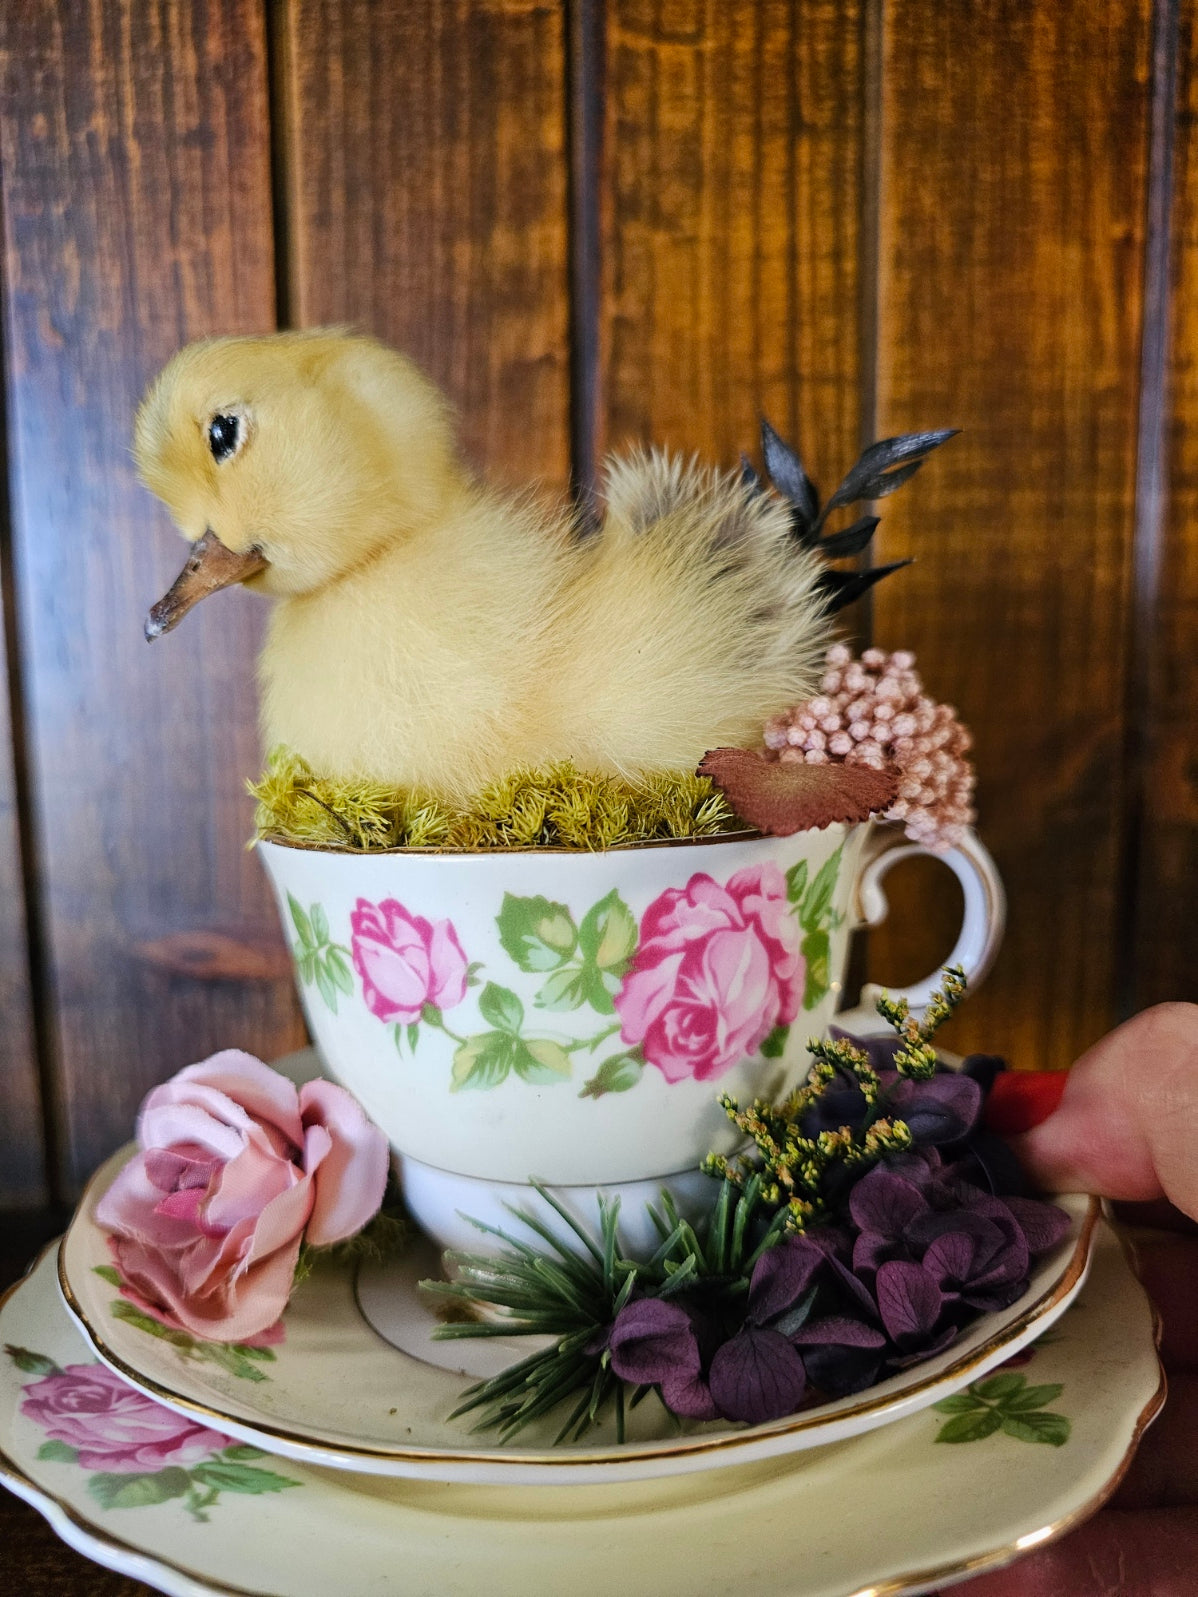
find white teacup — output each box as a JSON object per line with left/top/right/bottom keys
{"left": 258, "top": 823, "right": 1003, "bottom": 1252}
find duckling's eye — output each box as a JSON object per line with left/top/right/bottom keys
{"left": 207, "top": 413, "right": 241, "bottom": 463}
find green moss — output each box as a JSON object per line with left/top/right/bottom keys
{"left": 249, "top": 748, "right": 745, "bottom": 852}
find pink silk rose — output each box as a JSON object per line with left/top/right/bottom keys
{"left": 614, "top": 865, "right": 803, "bottom": 1084}
{"left": 350, "top": 897, "right": 469, "bottom": 1023}
{"left": 95, "top": 1050, "right": 389, "bottom": 1344}
{"left": 21, "top": 1362, "right": 231, "bottom": 1472}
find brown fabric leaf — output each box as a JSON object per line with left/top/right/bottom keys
{"left": 697, "top": 749, "right": 900, "bottom": 835}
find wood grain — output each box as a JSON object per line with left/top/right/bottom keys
{"left": 600, "top": 0, "right": 865, "bottom": 481}
{"left": 1133, "top": 2, "right": 1198, "bottom": 1010}
{"left": 278, "top": 0, "right": 572, "bottom": 489}
{"left": 0, "top": 0, "right": 306, "bottom": 1193}
{"left": 0, "top": 577, "right": 44, "bottom": 1205}
{"left": 871, "top": 0, "right": 1154, "bottom": 1066}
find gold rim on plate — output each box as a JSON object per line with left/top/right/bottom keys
{"left": 0, "top": 1231, "right": 1168, "bottom": 1597}
{"left": 57, "top": 1168, "right": 1102, "bottom": 1470}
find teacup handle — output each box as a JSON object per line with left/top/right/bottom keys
{"left": 833, "top": 826, "right": 1006, "bottom": 1033}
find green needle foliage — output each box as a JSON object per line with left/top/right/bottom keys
{"left": 421, "top": 1178, "right": 786, "bottom": 1444}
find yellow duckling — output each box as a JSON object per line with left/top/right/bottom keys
{"left": 134, "top": 329, "right": 935, "bottom": 802}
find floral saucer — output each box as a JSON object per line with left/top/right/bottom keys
{"left": 4, "top": 1224, "right": 1163, "bottom": 1597}
{"left": 60, "top": 1148, "right": 1099, "bottom": 1485}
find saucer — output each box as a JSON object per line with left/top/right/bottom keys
{"left": 59, "top": 1148, "right": 1098, "bottom": 1484}
{"left": 4, "top": 1226, "right": 1164, "bottom": 1597}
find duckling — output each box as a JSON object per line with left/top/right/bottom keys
{"left": 134, "top": 329, "right": 946, "bottom": 802}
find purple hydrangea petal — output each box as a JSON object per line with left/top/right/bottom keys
{"left": 830, "top": 1029, "right": 904, "bottom": 1075}
{"left": 659, "top": 1368, "right": 720, "bottom": 1421}
{"left": 607, "top": 1298, "right": 700, "bottom": 1385}
{"left": 921, "top": 1228, "right": 980, "bottom": 1287}
{"left": 852, "top": 1229, "right": 900, "bottom": 1283}
{"left": 885, "top": 1323, "right": 961, "bottom": 1369}
{"left": 875, "top": 1260, "right": 945, "bottom": 1343}
{"left": 799, "top": 1082, "right": 870, "bottom": 1138}
{"left": 960, "top": 1278, "right": 1029, "bottom": 1313}
{"left": 959, "top": 1053, "right": 1007, "bottom": 1094}
{"left": 802, "top": 1342, "right": 886, "bottom": 1397}
{"left": 825, "top": 1251, "right": 883, "bottom": 1317}
{"left": 849, "top": 1166, "right": 928, "bottom": 1237}
{"left": 789, "top": 1315, "right": 887, "bottom": 1349}
{"left": 747, "top": 1235, "right": 826, "bottom": 1326}
{"left": 888, "top": 1072, "right": 983, "bottom": 1145}
{"left": 1003, "top": 1196, "right": 1073, "bottom": 1254}
{"left": 708, "top": 1327, "right": 807, "bottom": 1425}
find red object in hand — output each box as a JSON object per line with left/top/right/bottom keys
{"left": 985, "top": 1069, "right": 1068, "bottom": 1136}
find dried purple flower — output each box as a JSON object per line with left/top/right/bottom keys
{"left": 607, "top": 1298, "right": 700, "bottom": 1386}
{"left": 708, "top": 1328, "right": 807, "bottom": 1424}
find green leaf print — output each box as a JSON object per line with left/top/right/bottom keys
{"left": 801, "top": 930, "right": 831, "bottom": 1011}
{"left": 477, "top": 983, "right": 525, "bottom": 1033}
{"left": 288, "top": 894, "right": 315, "bottom": 950}
{"left": 4, "top": 1345, "right": 61, "bottom": 1377}
{"left": 88, "top": 1467, "right": 192, "bottom": 1511}
{"left": 513, "top": 1038, "right": 572, "bottom": 1083}
{"left": 800, "top": 845, "right": 843, "bottom": 932}
{"left": 933, "top": 1372, "right": 1071, "bottom": 1446}
{"left": 37, "top": 1441, "right": 79, "bottom": 1463}
{"left": 495, "top": 894, "right": 577, "bottom": 972}
{"left": 785, "top": 860, "right": 809, "bottom": 905}
{"left": 451, "top": 1032, "right": 519, "bottom": 1091}
{"left": 579, "top": 1053, "right": 644, "bottom": 1098}
{"left": 1000, "top": 1412, "right": 1070, "bottom": 1446}
{"left": 189, "top": 1459, "right": 300, "bottom": 1495}
{"left": 534, "top": 965, "right": 591, "bottom": 1013}
{"left": 934, "top": 1409, "right": 1003, "bottom": 1444}
{"left": 759, "top": 1023, "right": 791, "bottom": 1058}
{"left": 577, "top": 890, "right": 638, "bottom": 976}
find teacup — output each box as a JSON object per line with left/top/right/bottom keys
{"left": 258, "top": 823, "right": 1003, "bottom": 1252}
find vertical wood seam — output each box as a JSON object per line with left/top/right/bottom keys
{"left": 0, "top": 191, "right": 58, "bottom": 1206}
{"left": 855, "top": 0, "right": 883, "bottom": 647}
{"left": 1119, "top": 0, "right": 1180, "bottom": 1016}
{"left": 265, "top": 0, "right": 294, "bottom": 330}
{"left": 566, "top": 0, "right": 604, "bottom": 504}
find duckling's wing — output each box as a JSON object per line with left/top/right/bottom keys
{"left": 550, "top": 450, "right": 832, "bottom": 775}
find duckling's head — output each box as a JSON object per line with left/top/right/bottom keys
{"left": 135, "top": 329, "right": 464, "bottom": 637}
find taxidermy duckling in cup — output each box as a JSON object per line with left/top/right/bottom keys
{"left": 139, "top": 328, "right": 863, "bottom": 797}
{"left": 135, "top": 329, "right": 995, "bottom": 1257}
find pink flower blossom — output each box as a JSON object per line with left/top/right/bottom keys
{"left": 350, "top": 898, "right": 469, "bottom": 1022}
{"left": 614, "top": 866, "right": 802, "bottom": 1084}
{"left": 95, "top": 1051, "right": 389, "bottom": 1344}
{"left": 21, "top": 1363, "right": 231, "bottom": 1473}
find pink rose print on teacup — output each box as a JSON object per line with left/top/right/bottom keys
{"left": 21, "top": 1363, "right": 231, "bottom": 1473}
{"left": 350, "top": 897, "right": 469, "bottom": 1022}
{"left": 95, "top": 1050, "right": 389, "bottom": 1344}
{"left": 614, "top": 865, "right": 803, "bottom": 1084}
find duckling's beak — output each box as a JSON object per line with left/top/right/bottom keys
{"left": 145, "top": 529, "right": 268, "bottom": 640}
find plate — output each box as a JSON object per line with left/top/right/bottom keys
{"left": 59, "top": 1148, "right": 1098, "bottom": 1483}
{"left": 2, "top": 1225, "right": 1164, "bottom": 1597}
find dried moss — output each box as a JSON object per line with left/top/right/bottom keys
{"left": 249, "top": 747, "right": 746, "bottom": 852}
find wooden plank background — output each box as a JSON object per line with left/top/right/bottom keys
{"left": 0, "top": 0, "right": 1193, "bottom": 1201}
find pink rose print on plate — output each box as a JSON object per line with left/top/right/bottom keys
{"left": 615, "top": 864, "right": 803, "bottom": 1084}
{"left": 21, "top": 1363, "right": 231, "bottom": 1474}
{"left": 351, "top": 898, "right": 469, "bottom": 1022}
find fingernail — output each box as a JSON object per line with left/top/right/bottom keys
{"left": 984, "top": 1070, "right": 1068, "bottom": 1136}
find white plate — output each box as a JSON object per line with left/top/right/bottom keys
{"left": 2, "top": 1225, "right": 1163, "bottom": 1597}
{"left": 59, "top": 1148, "right": 1098, "bottom": 1484}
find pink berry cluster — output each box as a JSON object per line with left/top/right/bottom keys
{"left": 763, "top": 644, "right": 975, "bottom": 849}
